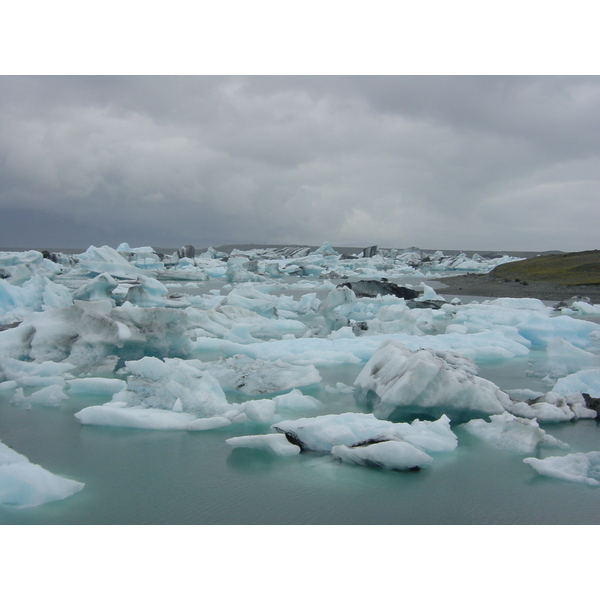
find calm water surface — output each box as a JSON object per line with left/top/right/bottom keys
{"left": 2, "top": 364, "right": 600, "bottom": 525}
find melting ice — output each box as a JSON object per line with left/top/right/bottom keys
{"left": 1, "top": 242, "right": 600, "bottom": 508}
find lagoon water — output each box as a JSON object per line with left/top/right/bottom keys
{"left": 2, "top": 360, "right": 600, "bottom": 525}
{"left": 2, "top": 246, "right": 600, "bottom": 524}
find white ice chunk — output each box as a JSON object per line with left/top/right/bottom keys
{"left": 75, "top": 404, "right": 200, "bottom": 429}
{"left": 461, "top": 412, "right": 568, "bottom": 454}
{"left": 0, "top": 275, "right": 72, "bottom": 324}
{"left": 546, "top": 337, "right": 600, "bottom": 377}
{"left": 238, "top": 399, "right": 277, "bottom": 423}
{"left": 123, "top": 275, "right": 169, "bottom": 307}
{"left": 0, "top": 439, "right": 84, "bottom": 507}
{"left": 331, "top": 440, "right": 433, "bottom": 470}
{"left": 0, "top": 300, "right": 194, "bottom": 371}
{"left": 72, "top": 273, "right": 118, "bottom": 303}
{"left": 75, "top": 357, "right": 234, "bottom": 429}
{"left": 114, "top": 357, "right": 230, "bottom": 415}
{"left": 354, "top": 340, "right": 510, "bottom": 420}
{"left": 324, "top": 382, "right": 355, "bottom": 394}
{"left": 11, "top": 384, "right": 68, "bottom": 407}
{"left": 226, "top": 433, "right": 301, "bottom": 456}
{"left": 76, "top": 245, "right": 152, "bottom": 279}
{"left": 552, "top": 369, "right": 600, "bottom": 398}
{"left": 571, "top": 301, "right": 600, "bottom": 316}
{"left": 524, "top": 452, "right": 600, "bottom": 486}
{"left": 272, "top": 413, "right": 457, "bottom": 454}
{"left": 272, "top": 389, "right": 322, "bottom": 413}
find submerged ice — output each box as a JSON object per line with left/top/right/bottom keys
{"left": 2, "top": 241, "right": 600, "bottom": 504}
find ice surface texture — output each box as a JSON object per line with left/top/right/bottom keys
{"left": 354, "top": 340, "right": 511, "bottom": 421}
{"left": 524, "top": 452, "right": 600, "bottom": 486}
{"left": 2, "top": 242, "right": 600, "bottom": 491}
{"left": 0, "top": 439, "right": 84, "bottom": 507}
{"left": 461, "top": 412, "right": 569, "bottom": 454}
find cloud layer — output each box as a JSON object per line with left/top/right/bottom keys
{"left": 1, "top": 76, "right": 599, "bottom": 251}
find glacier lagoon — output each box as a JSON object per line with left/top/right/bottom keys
{"left": 1, "top": 243, "right": 600, "bottom": 524}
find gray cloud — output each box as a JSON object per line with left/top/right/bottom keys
{"left": 0, "top": 75, "right": 598, "bottom": 251}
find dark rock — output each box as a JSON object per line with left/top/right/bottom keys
{"left": 339, "top": 280, "right": 419, "bottom": 300}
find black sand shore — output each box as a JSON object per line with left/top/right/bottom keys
{"left": 434, "top": 273, "right": 600, "bottom": 304}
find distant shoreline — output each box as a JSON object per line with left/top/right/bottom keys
{"left": 435, "top": 272, "right": 600, "bottom": 304}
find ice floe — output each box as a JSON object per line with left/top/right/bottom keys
{"left": 0, "top": 439, "right": 84, "bottom": 507}
{"left": 461, "top": 412, "right": 569, "bottom": 454}
{"left": 524, "top": 452, "right": 600, "bottom": 486}
{"left": 353, "top": 340, "right": 511, "bottom": 421}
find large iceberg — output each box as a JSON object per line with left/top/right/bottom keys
{"left": 353, "top": 340, "right": 510, "bottom": 421}
{"left": 75, "top": 356, "right": 231, "bottom": 426}
{"left": 0, "top": 300, "right": 194, "bottom": 373}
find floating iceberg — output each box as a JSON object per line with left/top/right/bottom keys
{"left": 0, "top": 439, "right": 84, "bottom": 507}
{"left": 354, "top": 340, "right": 510, "bottom": 421}
{"left": 461, "top": 413, "right": 568, "bottom": 454}
{"left": 552, "top": 369, "right": 600, "bottom": 398}
{"left": 0, "top": 275, "right": 72, "bottom": 325}
{"left": 74, "top": 356, "right": 236, "bottom": 429}
{"left": 271, "top": 413, "right": 457, "bottom": 454}
{"left": 0, "top": 300, "right": 194, "bottom": 372}
{"left": 524, "top": 452, "right": 600, "bottom": 486}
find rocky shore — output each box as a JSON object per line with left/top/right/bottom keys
{"left": 434, "top": 273, "right": 600, "bottom": 304}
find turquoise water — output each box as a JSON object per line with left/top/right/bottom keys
{"left": 2, "top": 370, "right": 600, "bottom": 525}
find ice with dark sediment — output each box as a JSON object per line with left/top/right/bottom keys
{"left": 2, "top": 241, "right": 600, "bottom": 503}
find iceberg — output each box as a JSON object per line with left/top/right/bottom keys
{"left": 0, "top": 300, "right": 194, "bottom": 372}
{"left": 461, "top": 413, "right": 568, "bottom": 454}
{"left": 552, "top": 369, "right": 600, "bottom": 398}
{"left": 271, "top": 413, "right": 457, "bottom": 454}
{"left": 0, "top": 275, "right": 72, "bottom": 325}
{"left": 354, "top": 340, "right": 510, "bottom": 421}
{"left": 0, "top": 439, "right": 84, "bottom": 507}
{"left": 524, "top": 452, "right": 600, "bottom": 486}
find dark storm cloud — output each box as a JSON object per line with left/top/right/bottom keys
{"left": 0, "top": 75, "right": 599, "bottom": 251}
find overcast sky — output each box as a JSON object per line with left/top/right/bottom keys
{"left": 0, "top": 75, "right": 599, "bottom": 252}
